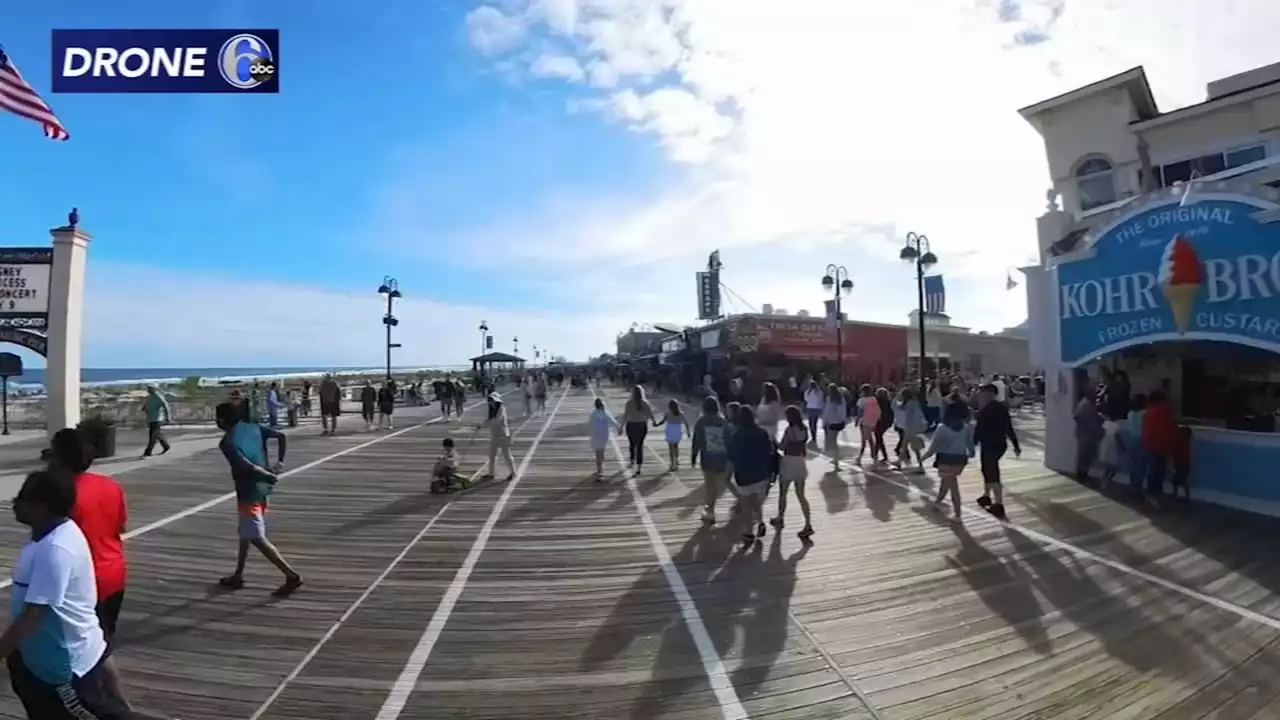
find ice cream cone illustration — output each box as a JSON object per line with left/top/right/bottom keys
{"left": 1157, "top": 235, "right": 1204, "bottom": 335}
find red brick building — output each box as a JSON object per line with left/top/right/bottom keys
{"left": 701, "top": 313, "right": 908, "bottom": 385}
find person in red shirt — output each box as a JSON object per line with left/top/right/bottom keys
{"left": 1141, "top": 389, "right": 1178, "bottom": 505}
{"left": 47, "top": 427, "right": 133, "bottom": 709}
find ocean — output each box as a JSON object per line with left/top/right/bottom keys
{"left": 9, "top": 366, "right": 446, "bottom": 389}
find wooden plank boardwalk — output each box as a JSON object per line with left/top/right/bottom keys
{"left": 1, "top": 387, "right": 1280, "bottom": 718}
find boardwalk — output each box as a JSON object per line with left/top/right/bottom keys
{"left": 3, "top": 387, "right": 1280, "bottom": 719}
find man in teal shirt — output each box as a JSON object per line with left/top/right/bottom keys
{"left": 141, "top": 384, "right": 171, "bottom": 458}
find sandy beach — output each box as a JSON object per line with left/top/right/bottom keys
{"left": 3, "top": 367, "right": 464, "bottom": 429}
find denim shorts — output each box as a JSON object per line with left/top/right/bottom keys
{"left": 237, "top": 502, "right": 268, "bottom": 540}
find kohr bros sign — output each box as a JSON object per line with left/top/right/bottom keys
{"left": 1057, "top": 199, "right": 1280, "bottom": 365}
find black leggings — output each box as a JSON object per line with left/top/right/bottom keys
{"left": 872, "top": 424, "right": 890, "bottom": 461}
{"left": 625, "top": 422, "right": 648, "bottom": 466}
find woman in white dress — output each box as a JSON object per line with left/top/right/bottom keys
{"left": 756, "top": 381, "right": 783, "bottom": 442}
{"left": 821, "top": 383, "right": 848, "bottom": 469}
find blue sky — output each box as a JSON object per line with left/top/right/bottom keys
{"left": 1, "top": 0, "right": 674, "bottom": 368}
{"left": 1, "top": 0, "right": 1272, "bottom": 369}
{"left": 2, "top": 0, "right": 665, "bottom": 302}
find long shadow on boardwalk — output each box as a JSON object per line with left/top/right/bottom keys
{"left": 1030, "top": 484, "right": 1280, "bottom": 604}
{"left": 581, "top": 525, "right": 807, "bottom": 719}
{"left": 1001, "top": 524, "right": 1198, "bottom": 676}
{"left": 1009, "top": 496, "right": 1280, "bottom": 680}
{"left": 114, "top": 585, "right": 279, "bottom": 647}
{"left": 927, "top": 512, "right": 1053, "bottom": 656}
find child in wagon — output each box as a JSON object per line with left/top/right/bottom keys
{"left": 430, "top": 437, "right": 469, "bottom": 493}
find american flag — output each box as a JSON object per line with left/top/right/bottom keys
{"left": 0, "top": 45, "right": 70, "bottom": 141}
{"left": 923, "top": 274, "right": 946, "bottom": 314}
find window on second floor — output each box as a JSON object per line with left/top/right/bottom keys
{"left": 1075, "top": 157, "right": 1117, "bottom": 211}
{"left": 1147, "top": 143, "right": 1268, "bottom": 188}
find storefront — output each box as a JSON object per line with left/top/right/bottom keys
{"left": 727, "top": 315, "right": 907, "bottom": 386}
{"left": 1031, "top": 183, "right": 1280, "bottom": 515}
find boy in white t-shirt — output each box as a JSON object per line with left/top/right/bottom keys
{"left": 1, "top": 471, "right": 158, "bottom": 718}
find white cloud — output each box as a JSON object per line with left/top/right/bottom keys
{"left": 453, "top": 0, "right": 1280, "bottom": 336}
{"left": 535, "top": 0, "right": 580, "bottom": 34}
{"left": 530, "top": 53, "right": 585, "bottom": 81}
{"left": 586, "top": 58, "right": 620, "bottom": 87}
{"left": 467, "top": 5, "right": 528, "bottom": 56}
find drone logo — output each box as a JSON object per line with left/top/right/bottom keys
{"left": 218, "top": 33, "right": 275, "bottom": 90}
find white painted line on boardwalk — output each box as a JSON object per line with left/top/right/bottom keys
{"left": 0, "top": 394, "right": 508, "bottom": 592}
{"left": 813, "top": 434, "right": 1280, "bottom": 633}
{"left": 596, "top": 389, "right": 749, "bottom": 720}
{"left": 629, "top": 390, "right": 881, "bottom": 717}
{"left": 373, "top": 388, "right": 569, "bottom": 720}
{"left": 658, "top": 391, "right": 1280, "bottom": 632}
{"left": 248, "top": 501, "right": 454, "bottom": 720}
{"left": 870, "top": 464, "right": 1280, "bottom": 632}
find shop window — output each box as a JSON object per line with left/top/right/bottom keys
{"left": 1075, "top": 157, "right": 1116, "bottom": 211}
{"left": 1162, "top": 153, "right": 1226, "bottom": 185}
{"left": 1226, "top": 144, "right": 1267, "bottom": 168}
{"left": 1138, "top": 166, "right": 1163, "bottom": 190}
{"left": 1156, "top": 144, "right": 1267, "bottom": 187}
{"left": 968, "top": 354, "right": 984, "bottom": 374}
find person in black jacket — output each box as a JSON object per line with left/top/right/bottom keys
{"left": 974, "top": 382, "right": 1021, "bottom": 519}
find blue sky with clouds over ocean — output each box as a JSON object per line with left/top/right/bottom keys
{"left": 1, "top": 0, "right": 1276, "bottom": 368}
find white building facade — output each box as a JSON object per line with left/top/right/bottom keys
{"left": 1020, "top": 62, "right": 1280, "bottom": 512}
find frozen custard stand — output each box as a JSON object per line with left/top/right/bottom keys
{"left": 1026, "top": 182, "right": 1280, "bottom": 516}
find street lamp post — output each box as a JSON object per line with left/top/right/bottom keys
{"left": 899, "top": 232, "right": 938, "bottom": 389}
{"left": 532, "top": 344, "right": 539, "bottom": 367}
{"left": 377, "top": 277, "right": 402, "bottom": 381}
{"left": 820, "top": 265, "right": 854, "bottom": 384}
{"left": 478, "top": 320, "right": 490, "bottom": 357}
{"left": 513, "top": 336, "right": 519, "bottom": 356}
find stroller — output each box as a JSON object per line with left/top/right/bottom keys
{"left": 430, "top": 466, "right": 471, "bottom": 494}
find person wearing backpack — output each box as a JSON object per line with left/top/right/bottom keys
{"left": 691, "top": 396, "right": 731, "bottom": 525}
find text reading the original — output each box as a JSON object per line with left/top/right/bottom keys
{"left": 1109, "top": 205, "right": 1236, "bottom": 246}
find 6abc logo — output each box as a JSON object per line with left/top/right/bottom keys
{"left": 219, "top": 33, "right": 276, "bottom": 90}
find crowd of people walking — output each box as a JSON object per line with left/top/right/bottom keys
{"left": 0, "top": 361, "right": 1035, "bottom": 718}
{"left": 589, "top": 370, "right": 1028, "bottom": 547}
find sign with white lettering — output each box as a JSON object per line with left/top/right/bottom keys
{"left": 1057, "top": 199, "right": 1280, "bottom": 364}
{"left": 0, "top": 248, "right": 52, "bottom": 320}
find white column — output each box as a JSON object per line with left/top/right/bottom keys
{"left": 1031, "top": 207, "right": 1077, "bottom": 474}
{"left": 45, "top": 224, "right": 91, "bottom": 436}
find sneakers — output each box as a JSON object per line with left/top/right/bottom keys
{"left": 976, "top": 496, "right": 1007, "bottom": 520}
